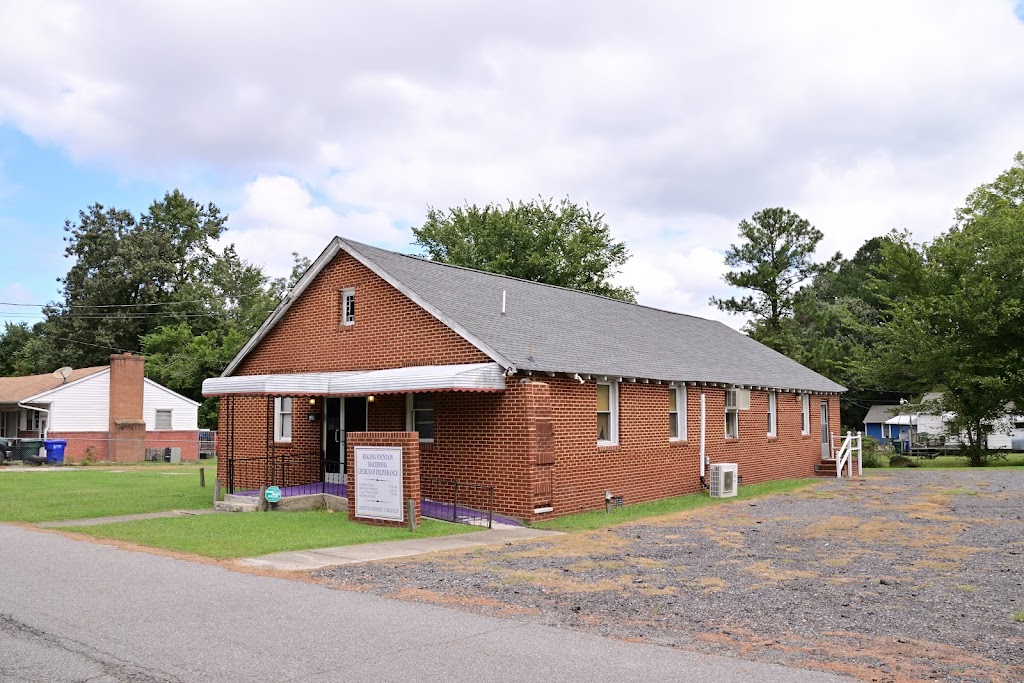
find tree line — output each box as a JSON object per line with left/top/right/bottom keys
{"left": 2, "top": 155, "right": 1021, "bottom": 461}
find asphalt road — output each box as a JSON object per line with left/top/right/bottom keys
{"left": 0, "top": 525, "right": 853, "bottom": 683}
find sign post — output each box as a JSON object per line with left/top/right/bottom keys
{"left": 354, "top": 446, "right": 404, "bottom": 521}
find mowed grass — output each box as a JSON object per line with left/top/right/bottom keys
{"left": 0, "top": 468, "right": 211, "bottom": 522}
{"left": 534, "top": 478, "right": 815, "bottom": 532}
{"left": 72, "top": 510, "right": 477, "bottom": 558}
{"left": 870, "top": 452, "right": 1024, "bottom": 469}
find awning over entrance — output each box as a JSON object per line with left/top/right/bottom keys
{"left": 884, "top": 415, "right": 918, "bottom": 426}
{"left": 201, "top": 362, "right": 506, "bottom": 397}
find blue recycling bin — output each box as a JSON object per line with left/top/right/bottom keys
{"left": 43, "top": 439, "right": 67, "bottom": 464}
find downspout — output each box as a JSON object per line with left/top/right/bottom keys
{"left": 18, "top": 402, "right": 50, "bottom": 440}
{"left": 699, "top": 390, "right": 707, "bottom": 489}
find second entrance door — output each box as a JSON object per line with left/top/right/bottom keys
{"left": 324, "top": 397, "right": 368, "bottom": 482}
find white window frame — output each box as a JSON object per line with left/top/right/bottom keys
{"left": 725, "top": 389, "right": 739, "bottom": 439}
{"left": 597, "top": 381, "right": 619, "bottom": 446}
{"left": 767, "top": 391, "right": 777, "bottom": 438}
{"left": 274, "top": 397, "right": 292, "bottom": 443}
{"left": 669, "top": 385, "right": 687, "bottom": 441}
{"left": 341, "top": 288, "right": 355, "bottom": 326}
{"left": 406, "top": 393, "right": 435, "bottom": 444}
{"left": 155, "top": 409, "right": 173, "bottom": 430}
{"left": 801, "top": 394, "right": 810, "bottom": 435}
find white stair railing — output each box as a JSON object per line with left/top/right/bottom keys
{"left": 833, "top": 431, "right": 862, "bottom": 478}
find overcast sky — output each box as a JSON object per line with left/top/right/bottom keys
{"left": 1, "top": 0, "right": 1023, "bottom": 332}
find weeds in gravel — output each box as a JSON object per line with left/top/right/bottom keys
{"left": 533, "top": 478, "right": 814, "bottom": 532}
{"left": 1014, "top": 611, "right": 1024, "bottom": 623}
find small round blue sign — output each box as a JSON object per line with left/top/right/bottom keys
{"left": 265, "top": 486, "right": 282, "bottom": 503}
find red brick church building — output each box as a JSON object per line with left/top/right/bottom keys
{"left": 203, "top": 237, "right": 844, "bottom": 523}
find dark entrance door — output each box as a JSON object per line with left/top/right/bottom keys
{"left": 323, "top": 397, "right": 368, "bottom": 480}
{"left": 325, "top": 398, "right": 342, "bottom": 476}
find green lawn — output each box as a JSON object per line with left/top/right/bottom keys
{"left": 72, "top": 510, "right": 477, "bottom": 558}
{"left": 534, "top": 478, "right": 815, "bottom": 532}
{"left": 0, "top": 468, "right": 211, "bottom": 522}
{"left": 865, "top": 451, "right": 1024, "bottom": 470}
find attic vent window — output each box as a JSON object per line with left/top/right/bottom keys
{"left": 341, "top": 288, "right": 355, "bottom": 326}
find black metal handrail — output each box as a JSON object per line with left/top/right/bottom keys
{"left": 225, "top": 452, "right": 325, "bottom": 496}
{"left": 421, "top": 476, "right": 494, "bottom": 528}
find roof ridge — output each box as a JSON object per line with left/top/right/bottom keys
{"left": 339, "top": 237, "right": 713, "bottom": 323}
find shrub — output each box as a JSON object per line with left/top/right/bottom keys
{"left": 889, "top": 454, "right": 920, "bottom": 468}
{"left": 860, "top": 436, "right": 885, "bottom": 468}
{"left": 83, "top": 447, "right": 95, "bottom": 466}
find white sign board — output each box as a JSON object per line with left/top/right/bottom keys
{"left": 354, "top": 446, "right": 404, "bottom": 521}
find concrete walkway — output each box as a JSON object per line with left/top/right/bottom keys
{"left": 238, "top": 526, "right": 564, "bottom": 571}
{"left": 37, "top": 508, "right": 221, "bottom": 528}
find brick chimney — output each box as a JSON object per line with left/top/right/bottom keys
{"left": 108, "top": 352, "right": 146, "bottom": 462}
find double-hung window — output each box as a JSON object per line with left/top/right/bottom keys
{"left": 801, "top": 394, "right": 810, "bottom": 435}
{"left": 274, "top": 397, "right": 292, "bottom": 442}
{"left": 341, "top": 288, "right": 355, "bottom": 326}
{"left": 767, "top": 391, "right": 777, "bottom": 437}
{"left": 669, "top": 386, "right": 686, "bottom": 440}
{"left": 597, "top": 381, "right": 618, "bottom": 445}
{"left": 725, "top": 389, "right": 739, "bottom": 439}
{"left": 406, "top": 393, "right": 435, "bottom": 443}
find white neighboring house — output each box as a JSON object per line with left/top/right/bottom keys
{"left": 0, "top": 353, "right": 201, "bottom": 462}
{"left": 879, "top": 391, "right": 1024, "bottom": 451}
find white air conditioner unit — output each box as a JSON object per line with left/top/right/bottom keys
{"left": 710, "top": 463, "right": 738, "bottom": 498}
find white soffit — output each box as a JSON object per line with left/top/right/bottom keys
{"left": 202, "top": 363, "right": 506, "bottom": 397}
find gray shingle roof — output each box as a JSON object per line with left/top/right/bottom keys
{"left": 862, "top": 405, "right": 899, "bottom": 424}
{"left": 340, "top": 239, "right": 845, "bottom": 393}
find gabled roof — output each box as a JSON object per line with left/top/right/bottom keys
{"left": 224, "top": 237, "right": 846, "bottom": 393}
{"left": 0, "top": 367, "right": 107, "bottom": 404}
{"left": 863, "top": 405, "right": 900, "bottom": 424}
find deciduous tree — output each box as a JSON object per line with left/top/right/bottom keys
{"left": 413, "top": 197, "right": 636, "bottom": 301}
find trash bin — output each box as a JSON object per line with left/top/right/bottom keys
{"left": 18, "top": 439, "right": 43, "bottom": 461}
{"left": 43, "top": 439, "right": 67, "bottom": 464}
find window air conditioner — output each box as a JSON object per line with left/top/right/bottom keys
{"left": 710, "top": 463, "right": 738, "bottom": 498}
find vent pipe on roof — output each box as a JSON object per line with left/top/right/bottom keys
{"left": 501, "top": 290, "right": 506, "bottom": 315}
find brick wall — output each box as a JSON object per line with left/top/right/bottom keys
{"left": 346, "top": 431, "right": 420, "bottom": 527}
{"left": 214, "top": 247, "right": 845, "bottom": 522}
{"left": 235, "top": 251, "right": 490, "bottom": 376}
{"left": 45, "top": 430, "right": 201, "bottom": 463}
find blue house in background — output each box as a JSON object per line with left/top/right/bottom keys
{"left": 863, "top": 405, "right": 900, "bottom": 442}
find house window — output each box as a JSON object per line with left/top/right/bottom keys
{"left": 669, "top": 385, "right": 686, "bottom": 440}
{"left": 274, "top": 397, "right": 292, "bottom": 442}
{"left": 20, "top": 409, "right": 44, "bottom": 433}
{"left": 801, "top": 394, "right": 810, "bottom": 435}
{"left": 597, "top": 381, "right": 618, "bottom": 445}
{"left": 341, "top": 288, "right": 355, "bottom": 326}
{"left": 155, "top": 409, "right": 173, "bottom": 430}
{"left": 406, "top": 393, "right": 434, "bottom": 442}
{"left": 767, "top": 391, "right": 777, "bottom": 438}
{"left": 725, "top": 389, "right": 739, "bottom": 439}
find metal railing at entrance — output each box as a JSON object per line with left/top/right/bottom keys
{"left": 225, "top": 452, "right": 327, "bottom": 497}
{"left": 420, "top": 476, "right": 495, "bottom": 528}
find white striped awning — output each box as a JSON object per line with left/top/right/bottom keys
{"left": 201, "top": 362, "right": 506, "bottom": 397}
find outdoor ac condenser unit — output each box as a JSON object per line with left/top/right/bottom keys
{"left": 710, "top": 463, "right": 738, "bottom": 498}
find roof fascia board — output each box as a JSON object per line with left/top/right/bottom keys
{"left": 338, "top": 240, "right": 515, "bottom": 371}
{"left": 221, "top": 238, "right": 344, "bottom": 377}
{"left": 21, "top": 368, "right": 110, "bottom": 403}
{"left": 143, "top": 377, "right": 202, "bottom": 407}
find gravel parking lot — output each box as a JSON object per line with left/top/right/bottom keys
{"left": 317, "top": 470, "right": 1024, "bottom": 683}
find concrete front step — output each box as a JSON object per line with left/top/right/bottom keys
{"left": 214, "top": 499, "right": 259, "bottom": 512}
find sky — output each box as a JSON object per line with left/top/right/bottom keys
{"left": 1, "top": 0, "right": 1023, "bottom": 333}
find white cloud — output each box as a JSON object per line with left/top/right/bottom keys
{"left": 1, "top": 0, "right": 1023, "bottom": 319}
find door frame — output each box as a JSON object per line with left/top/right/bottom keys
{"left": 322, "top": 397, "right": 369, "bottom": 484}
{"left": 820, "top": 400, "right": 831, "bottom": 459}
